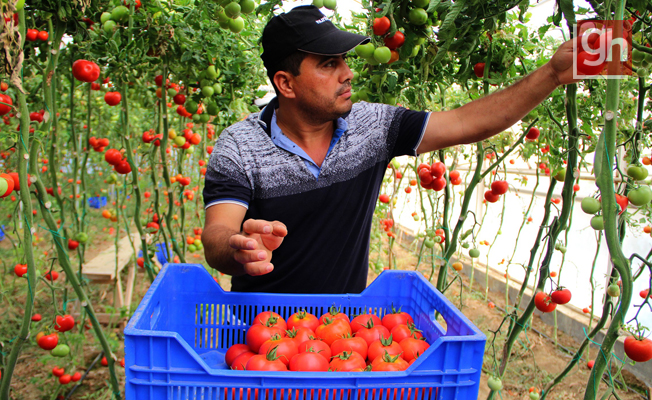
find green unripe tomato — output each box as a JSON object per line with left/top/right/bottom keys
{"left": 391, "top": 158, "right": 401, "bottom": 170}
{"left": 188, "top": 244, "right": 197, "bottom": 252}
{"left": 186, "top": 145, "right": 195, "bottom": 154}
{"left": 590, "top": 215, "right": 604, "bottom": 230}
{"left": 206, "top": 102, "right": 219, "bottom": 116}
{"left": 553, "top": 168, "right": 566, "bottom": 182}
{"left": 626, "top": 164, "right": 648, "bottom": 181}
{"left": 0, "top": 179, "right": 7, "bottom": 196}
{"left": 205, "top": 65, "right": 219, "bottom": 79}
{"left": 192, "top": 113, "right": 202, "bottom": 122}
{"left": 355, "top": 43, "right": 375, "bottom": 59}
{"left": 51, "top": 344, "right": 70, "bottom": 357}
{"left": 632, "top": 49, "right": 645, "bottom": 63}
{"left": 424, "top": 239, "right": 435, "bottom": 248}
{"left": 469, "top": 248, "right": 480, "bottom": 258}
{"left": 607, "top": 283, "right": 620, "bottom": 297}
{"left": 365, "top": 56, "right": 380, "bottom": 66}
{"left": 100, "top": 12, "right": 113, "bottom": 24}
{"left": 487, "top": 377, "right": 502, "bottom": 391}
{"left": 199, "top": 113, "right": 210, "bottom": 123}
{"left": 323, "top": 0, "right": 336, "bottom": 10}
{"left": 201, "top": 86, "right": 214, "bottom": 97}
{"left": 412, "top": 214, "right": 420, "bottom": 221}
{"left": 350, "top": 92, "right": 359, "bottom": 103}
{"left": 373, "top": 46, "right": 392, "bottom": 64}
{"left": 75, "top": 232, "right": 89, "bottom": 243}
{"left": 581, "top": 197, "right": 601, "bottom": 214}
{"left": 15, "top": 0, "right": 25, "bottom": 10}
{"left": 103, "top": 20, "right": 117, "bottom": 34}
{"left": 224, "top": 2, "right": 241, "bottom": 18}
{"left": 212, "top": 83, "right": 223, "bottom": 94}
{"left": 185, "top": 100, "right": 199, "bottom": 114}
{"left": 111, "top": 5, "right": 130, "bottom": 22}
{"left": 195, "top": 241, "right": 204, "bottom": 250}
{"left": 558, "top": 245, "right": 567, "bottom": 254}
{"left": 411, "top": 45, "right": 420, "bottom": 57}
{"left": 461, "top": 242, "right": 470, "bottom": 249}
{"left": 638, "top": 68, "right": 650, "bottom": 77}
{"left": 357, "top": 90, "right": 369, "bottom": 101}
{"left": 433, "top": 236, "right": 442, "bottom": 243}
{"left": 408, "top": 8, "right": 428, "bottom": 25}
{"left": 371, "top": 74, "right": 383, "bottom": 85}
{"left": 312, "top": 0, "right": 323, "bottom": 7}
{"left": 529, "top": 392, "right": 540, "bottom": 400}
{"left": 174, "top": 136, "right": 187, "bottom": 146}
{"left": 200, "top": 79, "right": 212, "bottom": 88}
{"left": 240, "top": 0, "right": 255, "bottom": 14}
{"left": 167, "top": 88, "right": 177, "bottom": 97}
{"left": 627, "top": 186, "right": 652, "bottom": 206}
{"left": 217, "top": 9, "right": 230, "bottom": 23}
{"left": 229, "top": 17, "right": 245, "bottom": 33}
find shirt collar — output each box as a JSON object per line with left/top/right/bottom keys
{"left": 258, "top": 96, "right": 349, "bottom": 136}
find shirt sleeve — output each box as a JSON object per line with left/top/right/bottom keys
{"left": 202, "top": 130, "right": 252, "bottom": 210}
{"left": 389, "top": 108, "right": 429, "bottom": 159}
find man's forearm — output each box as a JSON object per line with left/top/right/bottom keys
{"left": 201, "top": 224, "right": 247, "bottom": 276}
{"left": 453, "top": 63, "right": 561, "bottom": 144}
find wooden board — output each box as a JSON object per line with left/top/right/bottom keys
{"left": 82, "top": 233, "right": 141, "bottom": 282}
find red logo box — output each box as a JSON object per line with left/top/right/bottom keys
{"left": 573, "top": 20, "right": 633, "bottom": 79}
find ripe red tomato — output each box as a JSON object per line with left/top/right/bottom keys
{"left": 71, "top": 372, "right": 82, "bottom": 382}
{"left": 54, "top": 314, "right": 75, "bottom": 332}
{"left": 641, "top": 289, "right": 650, "bottom": 299}
{"left": 331, "top": 336, "right": 368, "bottom": 360}
{"left": 286, "top": 327, "right": 314, "bottom": 347}
{"left": 551, "top": 288, "right": 572, "bottom": 305}
{"left": 114, "top": 160, "right": 132, "bottom": 174}
{"left": 576, "top": 51, "right": 605, "bottom": 76}
{"left": 298, "top": 339, "right": 331, "bottom": 360}
{"left": 399, "top": 337, "right": 430, "bottom": 363}
{"left": 350, "top": 313, "right": 381, "bottom": 333}
{"left": 37, "top": 333, "right": 59, "bottom": 350}
{"left": 289, "top": 351, "right": 329, "bottom": 371}
{"left": 104, "top": 91, "right": 122, "bottom": 106}
{"left": 26, "top": 29, "right": 38, "bottom": 41}
{"left": 319, "top": 306, "right": 350, "bottom": 325}
{"left": 390, "top": 323, "right": 423, "bottom": 343}
{"left": 355, "top": 322, "right": 390, "bottom": 346}
{"left": 315, "top": 318, "right": 351, "bottom": 346}
{"left": 37, "top": 31, "right": 49, "bottom": 41}
{"left": 252, "top": 311, "right": 287, "bottom": 331}
{"left": 59, "top": 374, "right": 71, "bottom": 385}
{"left": 173, "top": 94, "right": 186, "bottom": 105}
{"left": 368, "top": 337, "right": 403, "bottom": 362}
{"left": 245, "top": 323, "right": 284, "bottom": 353}
{"left": 258, "top": 336, "right": 298, "bottom": 366}
{"left": 29, "top": 112, "right": 43, "bottom": 122}
{"left": 371, "top": 352, "right": 409, "bottom": 371}
{"left": 329, "top": 351, "right": 367, "bottom": 371}
{"left": 526, "top": 127, "right": 540, "bottom": 140}
{"left": 534, "top": 291, "right": 556, "bottom": 313}
{"left": 383, "top": 31, "right": 405, "bottom": 50}
{"left": 0, "top": 94, "right": 13, "bottom": 115}
{"left": 491, "top": 180, "right": 509, "bottom": 195}
{"left": 104, "top": 149, "right": 123, "bottom": 165}
{"left": 52, "top": 367, "right": 65, "bottom": 377}
{"left": 68, "top": 239, "right": 79, "bottom": 250}
{"left": 473, "top": 62, "right": 485, "bottom": 78}
{"left": 381, "top": 310, "right": 414, "bottom": 332}
{"left": 484, "top": 190, "right": 500, "bottom": 203}
{"left": 615, "top": 194, "right": 628, "bottom": 214}
{"left": 378, "top": 193, "right": 390, "bottom": 203}
{"left": 14, "top": 263, "right": 27, "bottom": 277}
{"left": 246, "top": 353, "right": 288, "bottom": 371}
{"left": 624, "top": 336, "right": 652, "bottom": 363}
{"left": 44, "top": 271, "right": 59, "bottom": 281}
{"left": 72, "top": 60, "right": 100, "bottom": 83}
{"left": 430, "top": 162, "right": 445, "bottom": 178}
{"left": 287, "top": 310, "right": 319, "bottom": 332}
{"left": 225, "top": 343, "right": 251, "bottom": 367}
{"left": 432, "top": 177, "right": 446, "bottom": 191}
{"left": 373, "top": 17, "right": 390, "bottom": 36}
{"left": 231, "top": 351, "right": 255, "bottom": 370}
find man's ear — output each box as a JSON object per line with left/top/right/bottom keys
{"left": 273, "top": 71, "right": 296, "bottom": 99}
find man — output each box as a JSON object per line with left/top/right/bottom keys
{"left": 202, "top": 5, "right": 577, "bottom": 294}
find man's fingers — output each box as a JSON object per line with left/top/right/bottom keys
{"left": 229, "top": 234, "right": 258, "bottom": 250}
{"left": 243, "top": 262, "right": 274, "bottom": 276}
{"left": 270, "top": 221, "right": 288, "bottom": 237}
{"left": 234, "top": 248, "right": 269, "bottom": 264}
{"left": 242, "top": 219, "right": 273, "bottom": 235}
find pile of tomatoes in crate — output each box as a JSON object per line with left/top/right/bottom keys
{"left": 224, "top": 306, "right": 430, "bottom": 372}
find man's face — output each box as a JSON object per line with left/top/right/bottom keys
{"left": 290, "top": 53, "right": 354, "bottom": 123}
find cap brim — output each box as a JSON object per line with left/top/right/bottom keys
{"left": 298, "top": 30, "right": 370, "bottom": 56}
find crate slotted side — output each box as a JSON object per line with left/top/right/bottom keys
{"left": 125, "top": 264, "right": 486, "bottom": 400}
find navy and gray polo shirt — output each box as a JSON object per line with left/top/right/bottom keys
{"left": 203, "top": 98, "right": 429, "bottom": 294}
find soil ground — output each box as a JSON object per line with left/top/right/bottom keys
{"left": 2, "top": 231, "right": 649, "bottom": 400}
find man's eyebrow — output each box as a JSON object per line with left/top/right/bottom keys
{"left": 319, "top": 54, "right": 346, "bottom": 63}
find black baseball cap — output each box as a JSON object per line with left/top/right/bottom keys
{"left": 261, "top": 5, "right": 369, "bottom": 72}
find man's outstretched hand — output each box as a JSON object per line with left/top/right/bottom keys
{"left": 229, "top": 219, "right": 288, "bottom": 276}
{"left": 548, "top": 39, "right": 582, "bottom": 86}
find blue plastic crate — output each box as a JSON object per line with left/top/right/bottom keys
{"left": 138, "top": 243, "right": 172, "bottom": 265}
{"left": 125, "top": 264, "right": 486, "bottom": 400}
{"left": 88, "top": 196, "right": 107, "bottom": 209}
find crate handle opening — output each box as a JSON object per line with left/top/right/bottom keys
{"left": 150, "top": 301, "right": 161, "bottom": 329}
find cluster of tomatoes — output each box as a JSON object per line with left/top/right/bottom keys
{"left": 417, "top": 161, "right": 460, "bottom": 191}
{"left": 104, "top": 148, "right": 131, "bottom": 175}
{"left": 0, "top": 171, "right": 21, "bottom": 199}
{"left": 88, "top": 136, "right": 110, "bottom": 152}
{"left": 483, "top": 180, "right": 508, "bottom": 204}
{"left": 224, "top": 307, "right": 430, "bottom": 372}
{"left": 25, "top": 28, "right": 49, "bottom": 42}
